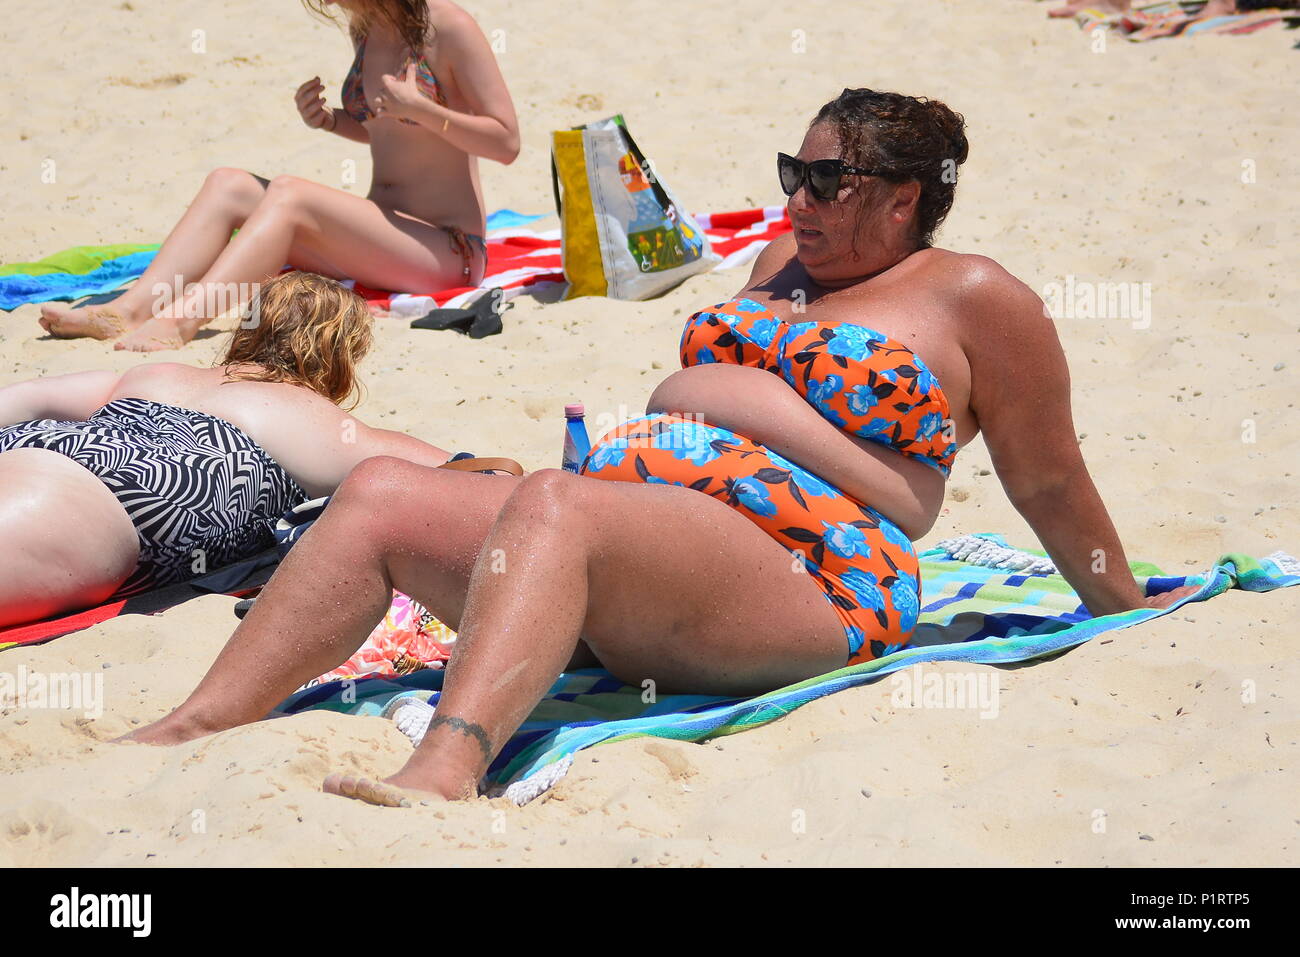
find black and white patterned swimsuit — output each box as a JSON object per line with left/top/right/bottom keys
{"left": 0, "top": 397, "right": 307, "bottom": 598}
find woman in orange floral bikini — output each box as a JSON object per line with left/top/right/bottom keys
{"left": 129, "top": 89, "right": 1196, "bottom": 807}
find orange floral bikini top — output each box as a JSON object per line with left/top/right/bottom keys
{"left": 679, "top": 297, "right": 959, "bottom": 475}
{"left": 341, "top": 34, "right": 446, "bottom": 125}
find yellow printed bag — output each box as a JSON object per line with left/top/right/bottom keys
{"left": 550, "top": 115, "right": 718, "bottom": 301}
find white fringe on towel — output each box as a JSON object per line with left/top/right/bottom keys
{"left": 494, "top": 756, "right": 574, "bottom": 807}
{"left": 383, "top": 695, "right": 575, "bottom": 806}
{"left": 1265, "top": 550, "right": 1300, "bottom": 576}
{"left": 935, "top": 534, "right": 1058, "bottom": 574}
{"left": 388, "top": 696, "right": 436, "bottom": 745}
{"left": 940, "top": 537, "right": 1300, "bottom": 581}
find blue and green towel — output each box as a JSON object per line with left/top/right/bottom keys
{"left": 0, "top": 244, "right": 161, "bottom": 312}
{"left": 0, "top": 210, "right": 548, "bottom": 312}
{"left": 275, "top": 535, "right": 1299, "bottom": 801}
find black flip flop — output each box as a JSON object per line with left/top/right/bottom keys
{"left": 410, "top": 290, "right": 506, "bottom": 339}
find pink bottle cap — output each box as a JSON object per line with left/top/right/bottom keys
{"left": 565, "top": 403, "right": 585, "bottom": 417}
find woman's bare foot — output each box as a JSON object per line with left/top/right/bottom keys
{"left": 1049, "top": 0, "right": 1130, "bottom": 17}
{"left": 322, "top": 771, "right": 452, "bottom": 808}
{"left": 38, "top": 303, "right": 139, "bottom": 340}
{"left": 114, "top": 710, "right": 220, "bottom": 746}
{"left": 114, "top": 314, "right": 191, "bottom": 352}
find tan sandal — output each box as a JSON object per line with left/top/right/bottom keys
{"left": 436, "top": 456, "right": 524, "bottom": 477}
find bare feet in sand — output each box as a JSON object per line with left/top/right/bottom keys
{"left": 38, "top": 303, "right": 135, "bottom": 341}
{"left": 113, "top": 314, "right": 191, "bottom": 352}
{"left": 114, "top": 710, "right": 221, "bottom": 746}
{"left": 322, "top": 764, "right": 473, "bottom": 807}
{"left": 323, "top": 774, "right": 425, "bottom": 808}
{"left": 1048, "top": 0, "right": 1131, "bottom": 17}
{"left": 40, "top": 299, "right": 193, "bottom": 351}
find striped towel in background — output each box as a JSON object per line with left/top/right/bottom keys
{"left": 0, "top": 207, "right": 792, "bottom": 313}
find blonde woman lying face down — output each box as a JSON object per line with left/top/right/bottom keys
{"left": 2, "top": 272, "right": 464, "bottom": 627}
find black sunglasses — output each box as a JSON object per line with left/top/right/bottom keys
{"left": 777, "top": 152, "right": 885, "bottom": 202}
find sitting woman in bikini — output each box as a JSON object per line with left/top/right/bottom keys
{"left": 38, "top": 0, "right": 518, "bottom": 352}
{"left": 126, "top": 89, "right": 1196, "bottom": 803}
{"left": 0, "top": 272, "right": 507, "bottom": 628}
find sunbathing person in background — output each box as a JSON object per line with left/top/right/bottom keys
{"left": 38, "top": 0, "right": 518, "bottom": 352}
{"left": 126, "top": 89, "right": 1196, "bottom": 804}
{"left": 0, "top": 273, "right": 458, "bottom": 627}
{"left": 1047, "top": 0, "right": 1293, "bottom": 18}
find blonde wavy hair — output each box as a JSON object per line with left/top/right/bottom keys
{"left": 301, "top": 0, "right": 432, "bottom": 51}
{"left": 218, "top": 272, "right": 374, "bottom": 409}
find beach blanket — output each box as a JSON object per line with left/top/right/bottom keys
{"left": 299, "top": 591, "right": 456, "bottom": 688}
{"left": 1072, "top": 1, "right": 1300, "bottom": 40}
{"left": 275, "top": 535, "right": 1300, "bottom": 804}
{"left": 0, "top": 207, "right": 791, "bottom": 313}
{"left": 0, "top": 245, "right": 161, "bottom": 311}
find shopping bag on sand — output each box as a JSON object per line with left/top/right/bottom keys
{"left": 551, "top": 114, "right": 719, "bottom": 300}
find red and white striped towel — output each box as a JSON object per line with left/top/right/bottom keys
{"left": 351, "top": 206, "right": 792, "bottom": 317}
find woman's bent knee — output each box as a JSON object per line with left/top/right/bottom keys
{"left": 203, "top": 167, "right": 267, "bottom": 208}
{"left": 496, "top": 468, "right": 589, "bottom": 531}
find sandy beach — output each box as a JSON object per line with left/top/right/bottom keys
{"left": 1, "top": 0, "right": 1296, "bottom": 866}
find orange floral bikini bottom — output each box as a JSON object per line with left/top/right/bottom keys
{"left": 580, "top": 414, "right": 921, "bottom": 665}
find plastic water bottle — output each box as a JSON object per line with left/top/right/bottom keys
{"left": 561, "top": 402, "right": 591, "bottom": 473}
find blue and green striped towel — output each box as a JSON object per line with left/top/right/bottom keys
{"left": 0, "top": 210, "right": 547, "bottom": 311}
{"left": 276, "top": 535, "right": 1299, "bottom": 802}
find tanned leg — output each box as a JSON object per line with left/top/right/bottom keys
{"left": 323, "top": 469, "right": 848, "bottom": 806}
{"left": 123, "top": 459, "right": 523, "bottom": 744}
{"left": 114, "top": 176, "right": 477, "bottom": 352}
{"left": 38, "top": 168, "right": 268, "bottom": 340}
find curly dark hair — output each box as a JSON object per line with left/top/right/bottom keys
{"left": 302, "top": 0, "right": 432, "bottom": 52}
{"left": 812, "top": 88, "right": 969, "bottom": 247}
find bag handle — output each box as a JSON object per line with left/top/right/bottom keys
{"left": 437, "top": 456, "right": 524, "bottom": 476}
{"left": 550, "top": 147, "right": 564, "bottom": 218}
{"left": 550, "top": 117, "right": 676, "bottom": 219}
{"left": 616, "top": 123, "right": 675, "bottom": 214}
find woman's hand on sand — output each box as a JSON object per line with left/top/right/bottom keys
{"left": 295, "top": 77, "right": 335, "bottom": 130}
{"left": 373, "top": 64, "right": 426, "bottom": 123}
{"left": 1142, "top": 583, "right": 1200, "bottom": 610}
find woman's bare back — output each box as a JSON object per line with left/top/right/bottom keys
{"left": 107, "top": 363, "right": 447, "bottom": 497}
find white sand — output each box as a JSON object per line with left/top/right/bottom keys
{"left": 1, "top": 0, "right": 1296, "bottom": 865}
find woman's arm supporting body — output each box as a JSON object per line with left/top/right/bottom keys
{"left": 960, "top": 260, "right": 1153, "bottom": 615}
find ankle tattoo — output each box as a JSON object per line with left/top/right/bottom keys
{"left": 427, "top": 714, "right": 494, "bottom": 763}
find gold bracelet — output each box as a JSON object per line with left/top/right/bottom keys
{"left": 442, "top": 116, "right": 449, "bottom": 134}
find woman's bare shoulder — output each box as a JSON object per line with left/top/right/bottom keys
{"left": 923, "top": 250, "right": 1049, "bottom": 340}
{"left": 430, "top": 1, "right": 483, "bottom": 46}
{"left": 920, "top": 249, "right": 1034, "bottom": 297}
{"left": 111, "top": 362, "right": 209, "bottom": 398}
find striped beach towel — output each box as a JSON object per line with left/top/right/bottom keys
{"left": 1072, "top": 1, "right": 1300, "bottom": 40}
{"left": 275, "top": 535, "right": 1300, "bottom": 804}
{"left": 0, "top": 207, "right": 792, "bottom": 313}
